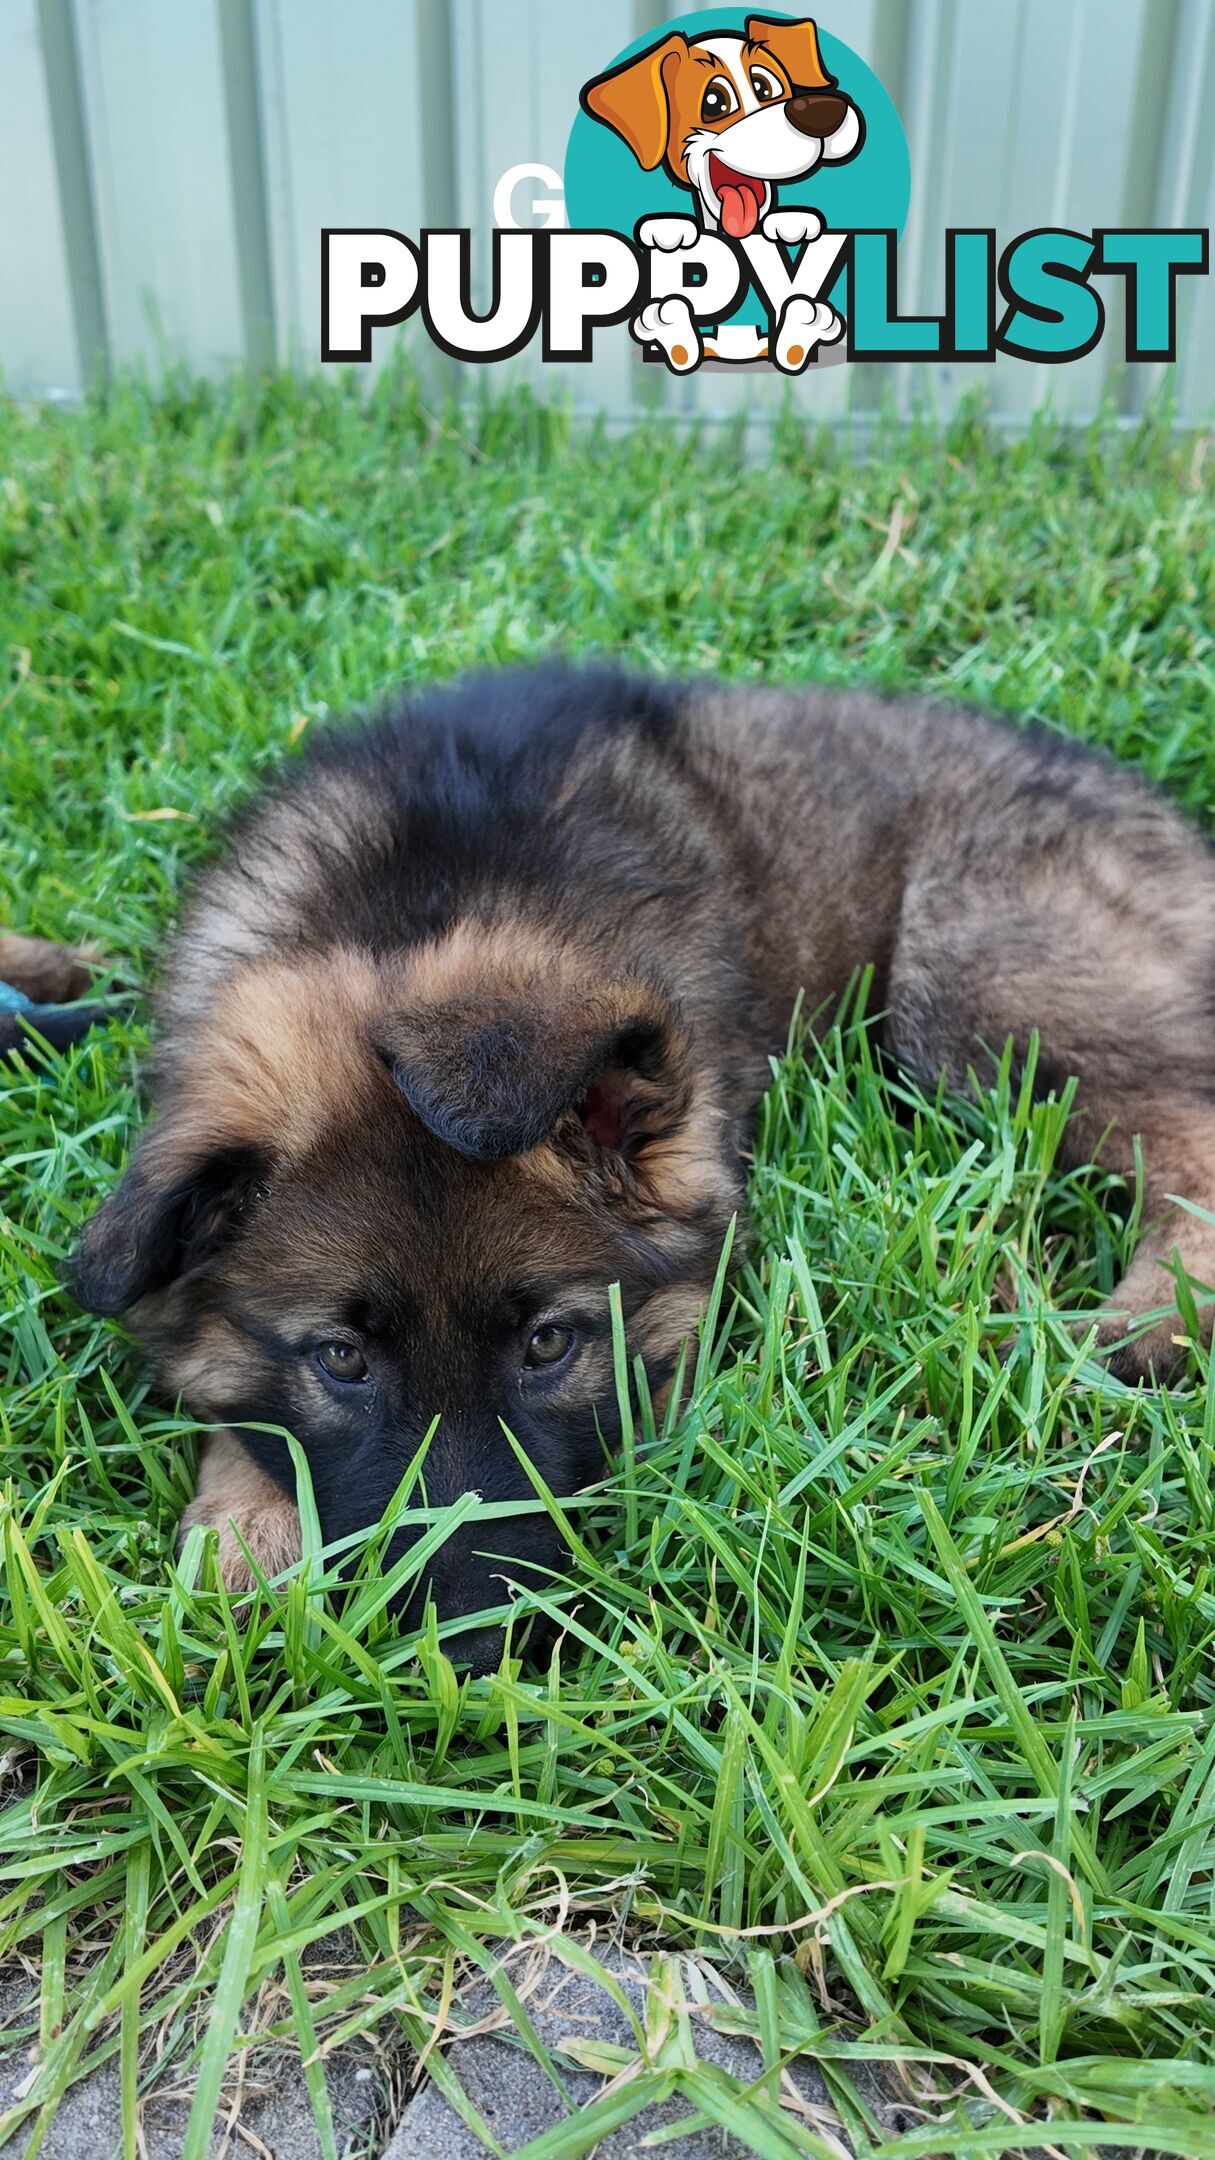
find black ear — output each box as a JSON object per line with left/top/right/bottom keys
{"left": 371, "top": 983, "right": 690, "bottom": 1164}
{"left": 71, "top": 1140, "right": 264, "bottom": 1316}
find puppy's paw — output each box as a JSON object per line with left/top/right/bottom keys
{"left": 761, "top": 207, "right": 824, "bottom": 247}
{"left": 178, "top": 1431, "right": 303, "bottom": 1599}
{"left": 1085, "top": 1306, "right": 1198, "bottom": 1386}
{"left": 179, "top": 1494, "right": 303, "bottom": 1595}
{"left": 637, "top": 215, "right": 702, "bottom": 253}
{"left": 773, "top": 294, "right": 843, "bottom": 373}
{"left": 630, "top": 296, "right": 702, "bottom": 372}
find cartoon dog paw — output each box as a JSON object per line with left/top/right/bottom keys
{"left": 773, "top": 294, "right": 843, "bottom": 373}
{"left": 631, "top": 296, "right": 702, "bottom": 373}
{"left": 637, "top": 215, "right": 703, "bottom": 253}
{"left": 760, "top": 208, "right": 825, "bottom": 248}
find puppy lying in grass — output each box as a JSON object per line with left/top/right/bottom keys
{"left": 69, "top": 663, "right": 1215, "bottom": 1664}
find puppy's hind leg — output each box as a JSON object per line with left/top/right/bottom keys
{"left": 1079, "top": 1106, "right": 1215, "bottom": 1381}
{"left": 885, "top": 779, "right": 1215, "bottom": 1382}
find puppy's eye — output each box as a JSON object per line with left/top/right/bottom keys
{"left": 701, "top": 77, "right": 738, "bottom": 122}
{"left": 524, "top": 1323, "right": 576, "bottom": 1370}
{"left": 750, "top": 66, "right": 782, "bottom": 102}
{"left": 316, "top": 1341, "right": 370, "bottom": 1383}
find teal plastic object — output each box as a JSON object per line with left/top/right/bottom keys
{"left": 0, "top": 976, "right": 114, "bottom": 1055}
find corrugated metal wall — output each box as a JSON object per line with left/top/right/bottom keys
{"left": 3, "top": 0, "right": 1212, "bottom": 424}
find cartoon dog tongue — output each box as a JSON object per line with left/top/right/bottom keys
{"left": 712, "top": 162, "right": 764, "bottom": 239}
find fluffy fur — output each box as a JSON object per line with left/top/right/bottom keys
{"left": 71, "top": 664, "right": 1215, "bottom": 1665}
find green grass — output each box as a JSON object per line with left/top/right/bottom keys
{"left": 2, "top": 368, "right": 1215, "bottom": 2159}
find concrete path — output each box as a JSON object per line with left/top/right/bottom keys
{"left": 0, "top": 2046, "right": 386, "bottom": 2160}
{"left": 383, "top": 1944, "right": 919, "bottom": 2158}
{"left": 0, "top": 1945, "right": 395, "bottom": 2158}
{"left": 1, "top": 1936, "right": 918, "bottom": 2158}
{"left": 6, "top": 1937, "right": 1080, "bottom": 2158}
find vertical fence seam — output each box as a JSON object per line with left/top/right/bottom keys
{"left": 36, "top": 0, "right": 109, "bottom": 390}
{"left": 217, "top": 0, "right": 277, "bottom": 370}
{"left": 417, "top": 0, "right": 459, "bottom": 392}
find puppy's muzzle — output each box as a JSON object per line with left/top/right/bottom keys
{"left": 786, "top": 90, "right": 852, "bottom": 138}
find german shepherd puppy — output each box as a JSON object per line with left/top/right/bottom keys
{"left": 70, "top": 664, "right": 1215, "bottom": 1666}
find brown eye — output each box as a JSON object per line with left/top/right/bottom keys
{"left": 524, "top": 1323, "right": 575, "bottom": 1370}
{"left": 317, "top": 1341, "right": 370, "bottom": 1383}
{"left": 750, "top": 66, "right": 782, "bottom": 102}
{"left": 701, "top": 77, "right": 737, "bottom": 123}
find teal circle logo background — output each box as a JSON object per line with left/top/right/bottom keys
{"left": 564, "top": 11, "right": 910, "bottom": 328}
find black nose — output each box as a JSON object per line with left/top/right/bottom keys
{"left": 786, "top": 90, "right": 851, "bottom": 138}
{"left": 433, "top": 1606, "right": 561, "bottom": 1675}
{"left": 442, "top": 1622, "right": 507, "bottom": 1676}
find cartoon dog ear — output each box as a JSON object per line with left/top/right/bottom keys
{"left": 71, "top": 1136, "right": 265, "bottom": 1315}
{"left": 745, "top": 15, "right": 834, "bottom": 90}
{"left": 580, "top": 34, "right": 687, "bottom": 171}
{"left": 373, "top": 979, "right": 694, "bottom": 1171}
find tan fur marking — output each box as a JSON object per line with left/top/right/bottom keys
{"left": 516, "top": 1137, "right": 583, "bottom": 1198}
{"left": 158, "top": 1312, "right": 252, "bottom": 1405}
{"left": 633, "top": 1283, "right": 710, "bottom": 1354}
{"left": 636, "top": 1073, "right": 734, "bottom": 1218}
{"left": 403, "top": 920, "right": 595, "bottom": 1011}
{"left": 170, "top": 946, "right": 408, "bottom": 1161}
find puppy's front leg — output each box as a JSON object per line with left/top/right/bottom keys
{"left": 178, "top": 1431, "right": 301, "bottom": 1591}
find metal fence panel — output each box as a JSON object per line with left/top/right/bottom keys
{"left": 5, "top": 0, "right": 1211, "bottom": 424}
{"left": 73, "top": 0, "right": 246, "bottom": 373}
{"left": 255, "top": 0, "right": 426, "bottom": 371}
{"left": 1, "top": 2, "right": 86, "bottom": 398}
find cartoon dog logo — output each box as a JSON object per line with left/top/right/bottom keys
{"left": 581, "top": 16, "right": 863, "bottom": 367}
{"left": 581, "top": 15, "right": 862, "bottom": 237}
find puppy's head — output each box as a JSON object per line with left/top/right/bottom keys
{"left": 581, "top": 16, "right": 863, "bottom": 237}
{"left": 72, "top": 932, "right": 740, "bottom": 1666}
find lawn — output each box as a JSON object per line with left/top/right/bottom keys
{"left": 2, "top": 367, "right": 1215, "bottom": 2159}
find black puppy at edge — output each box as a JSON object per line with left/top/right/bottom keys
{"left": 71, "top": 664, "right": 1215, "bottom": 1668}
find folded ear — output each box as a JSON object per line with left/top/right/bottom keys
{"left": 72, "top": 1136, "right": 265, "bottom": 1316}
{"left": 745, "top": 15, "right": 833, "bottom": 90}
{"left": 580, "top": 34, "right": 686, "bottom": 170}
{"left": 372, "top": 977, "right": 692, "bottom": 1170}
